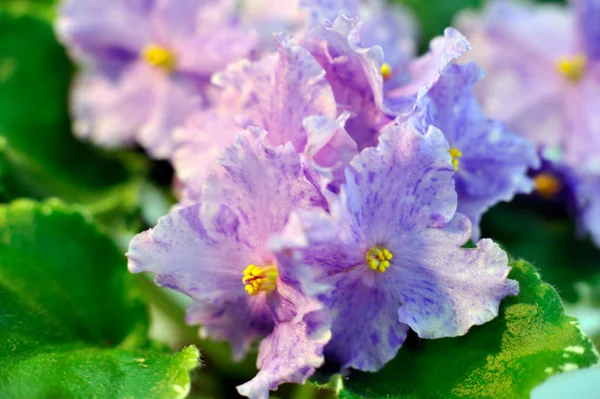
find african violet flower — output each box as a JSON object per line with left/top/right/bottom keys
{"left": 457, "top": 0, "right": 600, "bottom": 242}
{"left": 272, "top": 120, "right": 519, "bottom": 371}
{"left": 57, "top": 0, "right": 257, "bottom": 158}
{"left": 172, "top": 34, "right": 339, "bottom": 201}
{"left": 297, "top": 4, "right": 469, "bottom": 148}
{"left": 127, "top": 128, "right": 331, "bottom": 398}
{"left": 418, "top": 62, "right": 540, "bottom": 238}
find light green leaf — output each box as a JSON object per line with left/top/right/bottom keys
{"left": 0, "top": 199, "right": 199, "bottom": 399}
{"left": 331, "top": 259, "right": 599, "bottom": 399}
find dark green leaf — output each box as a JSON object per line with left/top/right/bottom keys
{"left": 0, "top": 199, "right": 199, "bottom": 399}
{"left": 335, "top": 259, "right": 599, "bottom": 399}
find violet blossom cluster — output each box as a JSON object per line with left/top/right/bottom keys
{"left": 56, "top": 0, "right": 546, "bottom": 398}
{"left": 457, "top": 0, "right": 600, "bottom": 245}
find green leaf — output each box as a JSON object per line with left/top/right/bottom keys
{"left": 0, "top": 7, "right": 146, "bottom": 218}
{"left": 0, "top": 199, "right": 199, "bottom": 399}
{"left": 334, "top": 259, "right": 599, "bottom": 399}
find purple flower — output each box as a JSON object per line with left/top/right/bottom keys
{"left": 127, "top": 128, "right": 331, "bottom": 398}
{"left": 419, "top": 62, "right": 540, "bottom": 238}
{"left": 457, "top": 0, "right": 600, "bottom": 168}
{"left": 173, "top": 34, "right": 337, "bottom": 201}
{"left": 57, "top": 0, "right": 257, "bottom": 158}
{"left": 457, "top": 0, "right": 600, "bottom": 242}
{"left": 578, "top": 172, "right": 600, "bottom": 246}
{"left": 272, "top": 120, "right": 519, "bottom": 372}
{"left": 296, "top": 5, "right": 468, "bottom": 149}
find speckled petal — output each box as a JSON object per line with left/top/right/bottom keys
{"left": 421, "top": 62, "right": 540, "bottom": 237}
{"left": 394, "top": 215, "right": 519, "bottom": 338}
{"left": 70, "top": 62, "right": 155, "bottom": 149}
{"left": 383, "top": 28, "right": 471, "bottom": 117}
{"left": 237, "top": 280, "right": 331, "bottom": 399}
{"left": 343, "top": 121, "right": 456, "bottom": 244}
{"left": 213, "top": 34, "right": 337, "bottom": 150}
{"left": 201, "top": 127, "right": 328, "bottom": 243}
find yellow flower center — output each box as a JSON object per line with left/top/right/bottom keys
{"left": 534, "top": 172, "right": 562, "bottom": 199}
{"left": 555, "top": 54, "right": 587, "bottom": 84}
{"left": 142, "top": 44, "right": 176, "bottom": 72}
{"left": 381, "top": 62, "right": 392, "bottom": 81}
{"left": 449, "top": 147, "right": 462, "bottom": 172}
{"left": 242, "top": 264, "right": 278, "bottom": 296}
{"left": 366, "top": 246, "right": 393, "bottom": 273}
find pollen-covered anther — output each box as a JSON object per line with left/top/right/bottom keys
{"left": 449, "top": 147, "right": 462, "bottom": 172}
{"left": 142, "top": 44, "right": 176, "bottom": 72}
{"left": 366, "top": 247, "right": 393, "bottom": 273}
{"left": 534, "top": 172, "right": 562, "bottom": 199}
{"left": 242, "top": 264, "right": 278, "bottom": 296}
{"left": 556, "top": 54, "right": 587, "bottom": 84}
{"left": 381, "top": 63, "right": 392, "bottom": 81}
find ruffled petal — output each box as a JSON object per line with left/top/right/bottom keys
{"left": 303, "top": 113, "right": 358, "bottom": 190}
{"left": 237, "top": 280, "right": 331, "bottom": 399}
{"left": 384, "top": 28, "right": 471, "bottom": 117}
{"left": 394, "top": 214, "right": 519, "bottom": 338}
{"left": 420, "top": 62, "right": 540, "bottom": 237}
{"left": 212, "top": 34, "right": 337, "bottom": 151}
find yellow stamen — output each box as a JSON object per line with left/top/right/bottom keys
{"left": 534, "top": 172, "right": 562, "bottom": 199}
{"left": 449, "top": 147, "right": 462, "bottom": 172}
{"left": 142, "top": 44, "right": 176, "bottom": 72}
{"left": 381, "top": 62, "right": 392, "bottom": 81}
{"left": 366, "top": 247, "right": 393, "bottom": 273}
{"left": 242, "top": 264, "right": 278, "bottom": 296}
{"left": 556, "top": 54, "right": 587, "bottom": 84}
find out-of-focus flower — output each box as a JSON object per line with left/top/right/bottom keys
{"left": 457, "top": 0, "right": 600, "bottom": 243}
{"left": 272, "top": 120, "right": 519, "bottom": 372}
{"left": 419, "top": 62, "right": 540, "bottom": 238}
{"left": 57, "top": 0, "right": 258, "bottom": 158}
{"left": 127, "top": 128, "right": 331, "bottom": 399}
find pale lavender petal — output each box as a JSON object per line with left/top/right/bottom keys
{"left": 213, "top": 34, "right": 337, "bottom": 150}
{"left": 303, "top": 113, "right": 358, "bottom": 190}
{"left": 70, "top": 62, "right": 155, "bottom": 148}
{"left": 173, "top": 0, "right": 259, "bottom": 76}
{"left": 243, "top": 0, "right": 304, "bottom": 50}
{"left": 56, "top": 0, "right": 152, "bottom": 65}
{"left": 127, "top": 202, "right": 257, "bottom": 305}
{"left": 383, "top": 28, "right": 471, "bottom": 116}
{"left": 300, "top": 0, "right": 359, "bottom": 24}
{"left": 172, "top": 108, "right": 241, "bottom": 184}
{"left": 394, "top": 215, "right": 519, "bottom": 338}
{"left": 138, "top": 73, "right": 204, "bottom": 158}
{"left": 237, "top": 280, "right": 331, "bottom": 399}
{"left": 201, "top": 127, "right": 328, "bottom": 242}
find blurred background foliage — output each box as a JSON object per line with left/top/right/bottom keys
{"left": 0, "top": 0, "right": 597, "bottom": 398}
